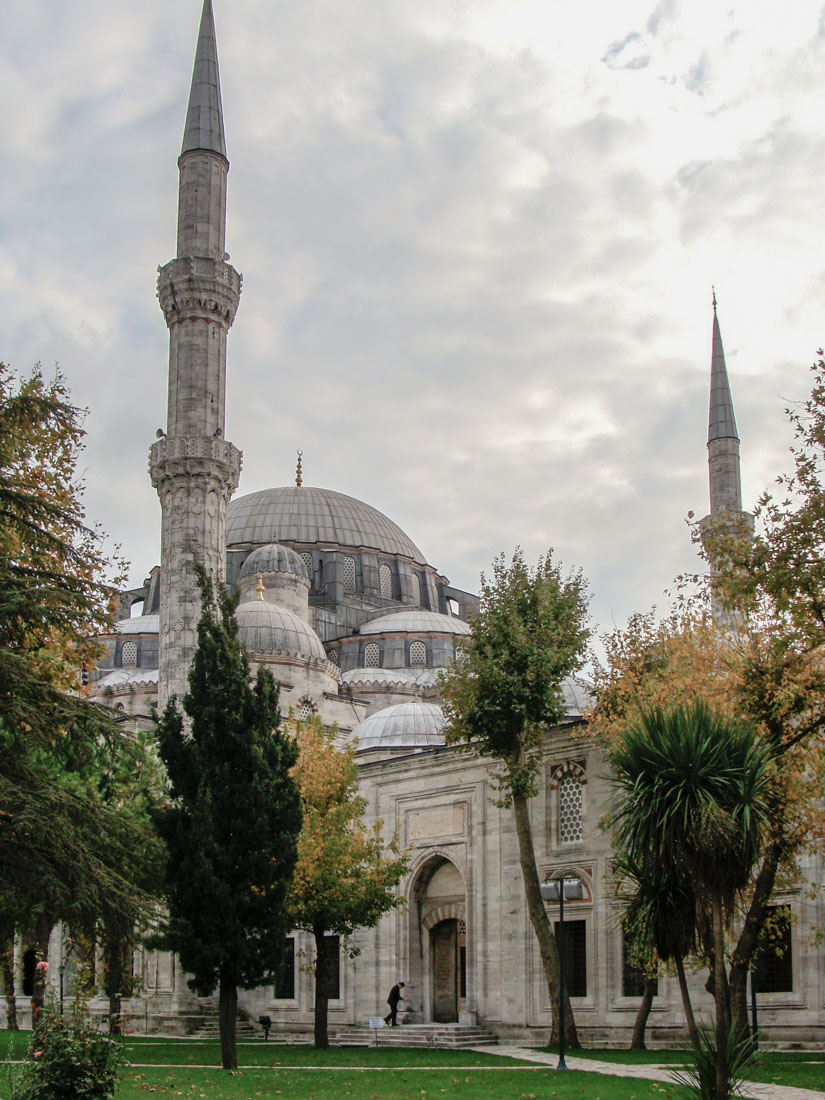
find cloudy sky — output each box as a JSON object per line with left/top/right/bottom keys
{"left": 2, "top": 0, "right": 824, "bottom": 645}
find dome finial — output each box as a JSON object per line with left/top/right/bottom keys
{"left": 712, "top": 285, "right": 717, "bottom": 313}
{"left": 256, "top": 572, "right": 265, "bottom": 601}
{"left": 295, "top": 449, "right": 303, "bottom": 487}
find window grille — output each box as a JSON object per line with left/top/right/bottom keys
{"left": 379, "top": 562, "right": 392, "bottom": 598}
{"left": 364, "top": 643, "right": 380, "bottom": 668}
{"left": 274, "top": 938, "right": 295, "bottom": 1000}
{"left": 300, "top": 552, "right": 313, "bottom": 580}
{"left": 409, "top": 640, "right": 426, "bottom": 667}
{"left": 554, "top": 919, "right": 586, "bottom": 997}
{"left": 410, "top": 573, "right": 421, "bottom": 605}
{"left": 558, "top": 774, "right": 583, "bottom": 843}
{"left": 121, "top": 641, "right": 137, "bottom": 668}
{"left": 327, "top": 648, "right": 339, "bottom": 665}
{"left": 343, "top": 556, "right": 356, "bottom": 593}
{"left": 298, "top": 699, "right": 316, "bottom": 720}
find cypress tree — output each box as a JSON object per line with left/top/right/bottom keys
{"left": 155, "top": 570, "right": 301, "bottom": 1070}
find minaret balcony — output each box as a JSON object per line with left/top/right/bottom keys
{"left": 150, "top": 435, "right": 242, "bottom": 492}
{"left": 157, "top": 256, "right": 242, "bottom": 327}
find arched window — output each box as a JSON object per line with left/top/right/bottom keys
{"left": 121, "top": 641, "right": 137, "bottom": 668}
{"left": 409, "top": 640, "right": 426, "bottom": 667}
{"left": 379, "top": 563, "right": 392, "bottom": 599}
{"left": 343, "top": 556, "right": 356, "bottom": 594}
{"left": 327, "top": 647, "right": 339, "bottom": 666}
{"left": 558, "top": 773, "right": 583, "bottom": 844}
{"left": 410, "top": 573, "right": 421, "bottom": 605}
{"left": 300, "top": 553, "right": 313, "bottom": 581}
{"left": 364, "top": 643, "right": 380, "bottom": 668}
{"left": 298, "top": 698, "right": 316, "bottom": 721}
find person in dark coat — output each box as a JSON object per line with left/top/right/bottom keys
{"left": 384, "top": 981, "right": 405, "bottom": 1026}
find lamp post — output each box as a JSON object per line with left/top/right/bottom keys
{"left": 540, "top": 876, "right": 584, "bottom": 1071}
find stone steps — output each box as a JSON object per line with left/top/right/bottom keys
{"left": 190, "top": 1002, "right": 260, "bottom": 1039}
{"left": 334, "top": 1023, "right": 498, "bottom": 1049}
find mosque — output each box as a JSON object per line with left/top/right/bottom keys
{"left": 13, "top": 0, "right": 824, "bottom": 1045}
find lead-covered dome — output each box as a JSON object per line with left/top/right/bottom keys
{"left": 344, "top": 701, "right": 447, "bottom": 752}
{"left": 360, "top": 610, "right": 471, "bottom": 636}
{"left": 226, "top": 486, "right": 426, "bottom": 563}
{"left": 239, "top": 543, "right": 309, "bottom": 581}
{"left": 235, "top": 600, "right": 327, "bottom": 661}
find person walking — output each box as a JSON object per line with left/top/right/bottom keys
{"left": 384, "top": 981, "right": 405, "bottom": 1026}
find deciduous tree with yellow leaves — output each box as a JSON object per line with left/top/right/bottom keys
{"left": 286, "top": 717, "right": 408, "bottom": 1049}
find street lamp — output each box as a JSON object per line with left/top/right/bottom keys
{"left": 540, "top": 876, "right": 584, "bottom": 1071}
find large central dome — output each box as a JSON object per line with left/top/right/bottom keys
{"left": 226, "top": 486, "right": 426, "bottom": 563}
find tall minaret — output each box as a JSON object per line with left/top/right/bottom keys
{"left": 700, "top": 292, "right": 753, "bottom": 607}
{"left": 150, "top": 0, "right": 242, "bottom": 709}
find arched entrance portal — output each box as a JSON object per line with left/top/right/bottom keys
{"left": 412, "top": 857, "right": 467, "bottom": 1023}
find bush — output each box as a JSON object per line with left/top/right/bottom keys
{"left": 9, "top": 999, "right": 122, "bottom": 1100}
{"left": 671, "top": 1023, "right": 756, "bottom": 1099}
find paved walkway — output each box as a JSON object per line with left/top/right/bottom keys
{"left": 476, "top": 1045, "right": 825, "bottom": 1100}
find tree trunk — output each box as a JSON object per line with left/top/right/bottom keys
{"left": 104, "top": 931, "right": 129, "bottom": 1035}
{"left": 630, "top": 976, "right": 657, "bottom": 1050}
{"left": 218, "top": 968, "right": 238, "bottom": 1071}
{"left": 711, "top": 892, "right": 729, "bottom": 1100}
{"left": 511, "top": 791, "right": 579, "bottom": 1049}
{"left": 0, "top": 936, "right": 18, "bottom": 1030}
{"left": 674, "top": 955, "right": 699, "bottom": 1049}
{"left": 728, "top": 841, "right": 781, "bottom": 1045}
{"left": 313, "top": 927, "right": 330, "bottom": 1050}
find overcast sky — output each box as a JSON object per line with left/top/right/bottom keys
{"left": 2, "top": 0, "right": 824, "bottom": 645}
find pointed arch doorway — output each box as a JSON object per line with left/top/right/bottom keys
{"left": 413, "top": 858, "right": 467, "bottom": 1023}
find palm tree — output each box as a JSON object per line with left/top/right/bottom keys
{"left": 617, "top": 854, "right": 700, "bottom": 1049}
{"left": 609, "top": 702, "right": 771, "bottom": 1100}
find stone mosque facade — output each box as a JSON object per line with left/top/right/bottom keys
{"left": 12, "top": 0, "right": 824, "bottom": 1045}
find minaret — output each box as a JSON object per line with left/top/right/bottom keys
{"left": 700, "top": 292, "right": 753, "bottom": 610}
{"left": 150, "top": 0, "right": 242, "bottom": 709}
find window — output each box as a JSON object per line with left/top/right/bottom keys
{"left": 558, "top": 773, "right": 583, "bottom": 843}
{"left": 379, "top": 563, "right": 392, "bottom": 599}
{"left": 327, "top": 648, "right": 339, "bottom": 666}
{"left": 364, "top": 643, "right": 380, "bottom": 668}
{"left": 121, "top": 641, "right": 137, "bottom": 668}
{"left": 275, "top": 938, "right": 295, "bottom": 1000}
{"left": 555, "top": 920, "right": 586, "bottom": 997}
{"left": 410, "top": 573, "right": 421, "bottom": 605}
{"left": 757, "top": 906, "right": 793, "bottom": 993}
{"left": 409, "top": 640, "right": 426, "bottom": 667}
{"left": 622, "top": 929, "right": 657, "bottom": 998}
{"left": 300, "top": 553, "right": 313, "bottom": 581}
{"left": 343, "top": 556, "right": 356, "bottom": 593}
{"left": 322, "top": 935, "right": 340, "bottom": 1000}
{"left": 22, "top": 949, "right": 37, "bottom": 997}
{"left": 298, "top": 699, "right": 316, "bottom": 720}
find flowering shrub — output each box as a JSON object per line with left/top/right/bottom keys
{"left": 9, "top": 998, "right": 122, "bottom": 1100}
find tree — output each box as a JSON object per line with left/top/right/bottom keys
{"left": 286, "top": 717, "right": 408, "bottom": 1048}
{"left": 440, "top": 549, "right": 590, "bottom": 1048}
{"left": 609, "top": 702, "right": 772, "bottom": 1100}
{"left": 615, "top": 853, "right": 700, "bottom": 1050}
{"left": 0, "top": 363, "right": 160, "bottom": 1009}
{"left": 154, "top": 572, "right": 302, "bottom": 1070}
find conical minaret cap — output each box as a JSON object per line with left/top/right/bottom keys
{"left": 181, "top": 0, "right": 227, "bottom": 159}
{"left": 708, "top": 297, "right": 739, "bottom": 444}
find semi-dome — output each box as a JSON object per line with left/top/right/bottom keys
{"left": 235, "top": 599, "right": 327, "bottom": 661}
{"left": 344, "top": 701, "right": 447, "bottom": 752}
{"left": 239, "top": 543, "right": 309, "bottom": 581}
{"left": 360, "top": 610, "right": 471, "bottom": 636}
{"left": 226, "top": 486, "right": 426, "bottom": 563}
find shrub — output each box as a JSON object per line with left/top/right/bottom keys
{"left": 9, "top": 998, "right": 122, "bottom": 1100}
{"left": 671, "top": 1022, "right": 756, "bottom": 1099}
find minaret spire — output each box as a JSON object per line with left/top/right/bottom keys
{"left": 151, "top": 1, "right": 242, "bottom": 709}
{"left": 706, "top": 292, "right": 742, "bottom": 515}
{"left": 182, "top": 0, "right": 227, "bottom": 159}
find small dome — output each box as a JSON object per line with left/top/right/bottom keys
{"left": 360, "top": 610, "right": 471, "bottom": 636}
{"left": 344, "top": 701, "right": 447, "bottom": 752}
{"left": 562, "top": 676, "right": 594, "bottom": 718}
{"left": 239, "top": 543, "right": 309, "bottom": 581}
{"left": 235, "top": 600, "right": 327, "bottom": 661}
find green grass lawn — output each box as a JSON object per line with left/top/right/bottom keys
{"left": 3, "top": 1032, "right": 824, "bottom": 1099}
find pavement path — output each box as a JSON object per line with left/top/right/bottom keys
{"left": 476, "top": 1045, "right": 825, "bottom": 1100}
